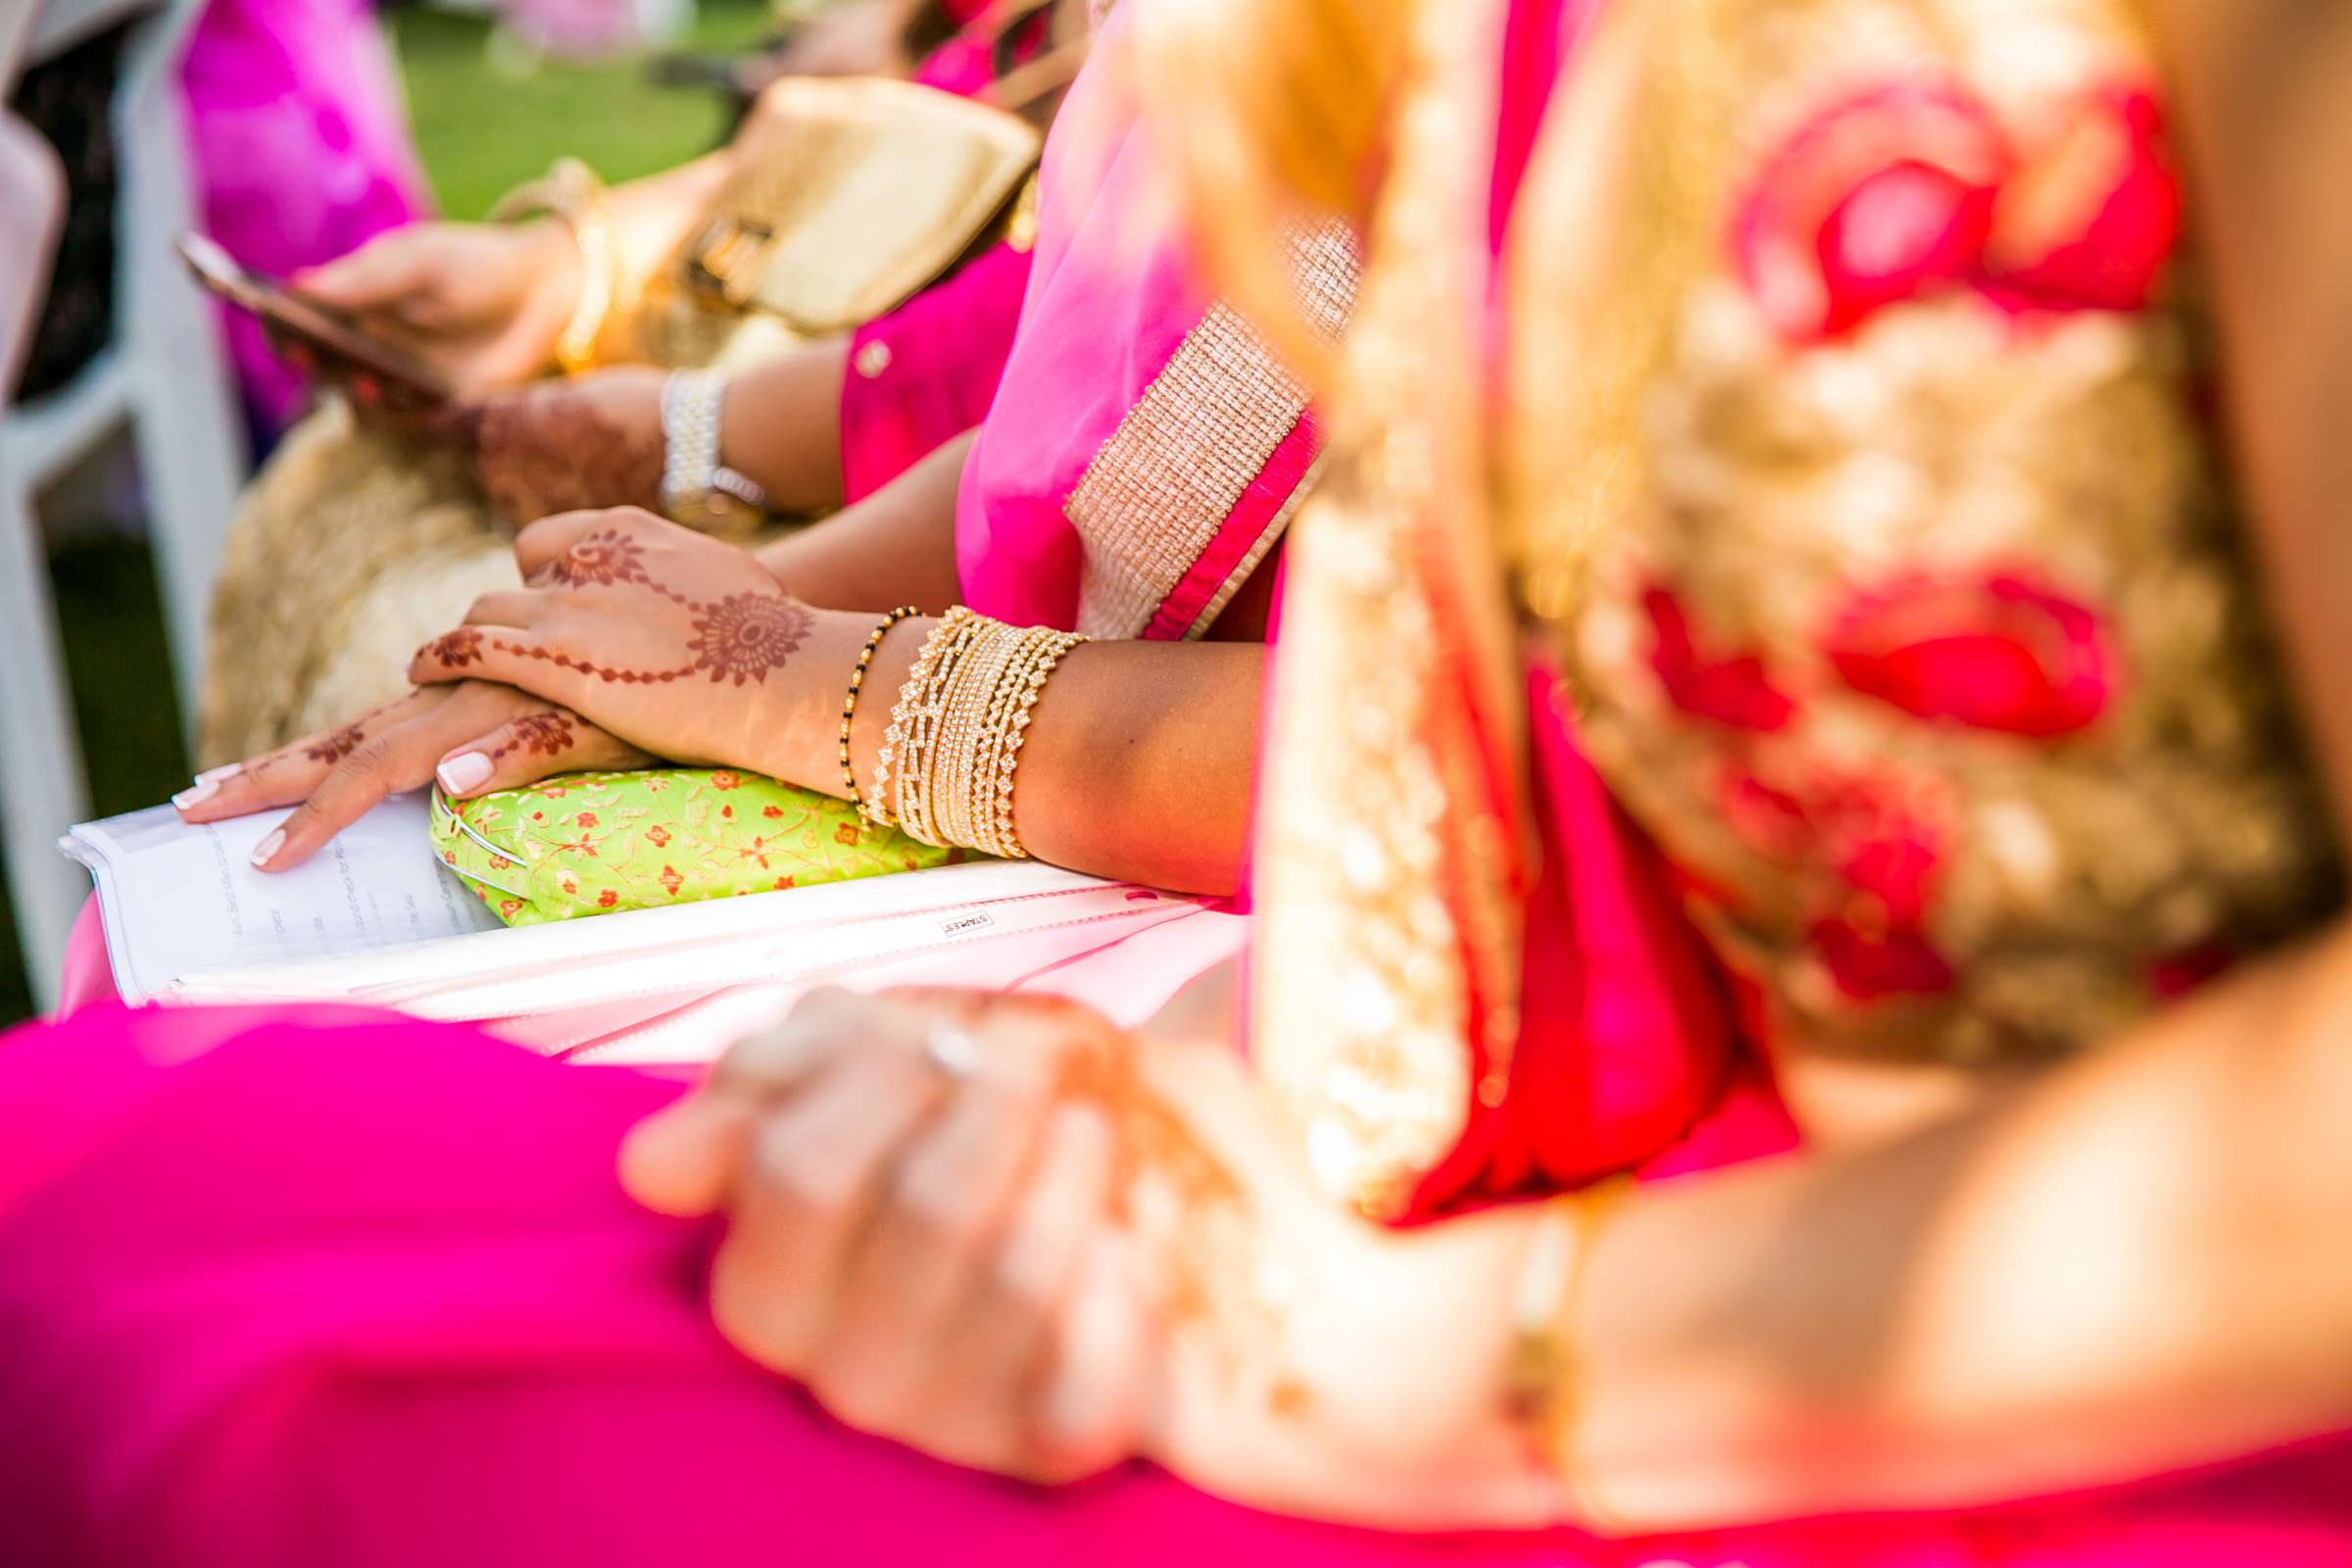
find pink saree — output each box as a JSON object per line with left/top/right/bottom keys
{"left": 954, "top": 7, "right": 1351, "bottom": 641}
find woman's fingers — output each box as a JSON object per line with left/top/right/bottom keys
{"left": 406, "top": 622, "right": 590, "bottom": 709}
{"left": 292, "top": 235, "right": 430, "bottom": 316}
{"left": 707, "top": 1044, "right": 949, "bottom": 1376}
{"left": 929, "top": 1101, "right": 1133, "bottom": 1479}
{"left": 511, "top": 508, "right": 624, "bottom": 579}
{"left": 459, "top": 590, "right": 545, "bottom": 631}
{"left": 432, "top": 706, "right": 651, "bottom": 800}
{"left": 808, "top": 1054, "right": 1057, "bottom": 1437}
{"left": 619, "top": 990, "right": 880, "bottom": 1218}
{"left": 250, "top": 687, "right": 526, "bottom": 871}
{"left": 172, "top": 694, "right": 434, "bottom": 825}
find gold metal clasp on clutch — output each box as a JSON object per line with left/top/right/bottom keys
{"left": 683, "top": 216, "right": 778, "bottom": 310}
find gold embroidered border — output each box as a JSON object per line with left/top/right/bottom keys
{"left": 1068, "top": 223, "right": 1359, "bottom": 640}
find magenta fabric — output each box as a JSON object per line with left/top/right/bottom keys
{"left": 953, "top": 8, "right": 1316, "bottom": 637}
{"left": 839, "top": 240, "right": 1035, "bottom": 504}
{"left": 1404, "top": 663, "right": 1795, "bottom": 1215}
{"left": 5, "top": 1004, "right": 2352, "bottom": 1564}
{"left": 56, "top": 896, "right": 116, "bottom": 1017}
{"left": 180, "top": 0, "right": 433, "bottom": 433}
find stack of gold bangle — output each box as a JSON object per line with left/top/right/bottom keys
{"left": 872, "top": 610, "right": 1086, "bottom": 858}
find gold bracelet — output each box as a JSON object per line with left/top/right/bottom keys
{"left": 1505, "top": 1179, "right": 1632, "bottom": 1531}
{"left": 889, "top": 611, "right": 982, "bottom": 847}
{"left": 918, "top": 615, "right": 989, "bottom": 846}
{"left": 841, "top": 606, "right": 920, "bottom": 827}
{"left": 875, "top": 611, "right": 959, "bottom": 831}
{"left": 488, "top": 157, "right": 621, "bottom": 375}
{"left": 968, "top": 625, "right": 1058, "bottom": 858}
{"left": 985, "top": 626, "right": 1085, "bottom": 859}
{"left": 934, "top": 621, "right": 1019, "bottom": 852}
{"left": 878, "top": 611, "right": 1087, "bottom": 856}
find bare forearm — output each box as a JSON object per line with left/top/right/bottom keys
{"left": 2153, "top": 0, "right": 2352, "bottom": 811}
{"left": 756, "top": 433, "right": 972, "bottom": 613}
{"left": 721, "top": 340, "right": 853, "bottom": 514}
{"left": 1577, "top": 923, "right": 2352, "bottom": 1529}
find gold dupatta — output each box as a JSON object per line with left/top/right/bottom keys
{"left": 1248, "top": 0, "right": 1535, "bottom": 1218}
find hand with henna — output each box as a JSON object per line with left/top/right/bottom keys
{"left": 426, "top": 367, "right": 668, "bottom": 526}
{"left": 172, "top": 682, "right": 654, "bottom": 872}
{"left": 408, "top": 508, "right": 861, "bottom": 786}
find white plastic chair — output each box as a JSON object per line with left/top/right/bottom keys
{"left": 0, "top": 0, "right": 247, "bottom": 1007}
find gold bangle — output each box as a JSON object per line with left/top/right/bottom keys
{"left": 875, "top": 611, "right": 959, "bottom": 831}
{"left": 986, "top": 626, "right": 1085, "bottom": 859}
{"left": 877, "top": 611, "right": 1086, "bottom": 857}
{"left": 969, "top": 625, "right": 1057, "bottom": 857}
{"left": 888, "top": 611, "right": 982, "bottom": 847}
{"left": 1506, "top": 1179, "right": 1632, "bottom": 1531}
{"left": 934, "top": 621, "right": 1018, "bottom": 851}
{"left": 842, "top": 606, "right": 921, "bottom": 827}
{"left": 488, "top": 157, "right": 621, "bottom": 375}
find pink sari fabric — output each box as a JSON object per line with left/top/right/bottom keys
{"left": 839, "top": 240, "right": 1034, "bottom": 505}
{"left": 181, "top": 0, "right": 432, "bottom": 433}
{"left": 954, "top": 9, "right": 1325, "bottom": 639}
{"left": 8, "top": 1003, "right": 2352, "bottom": 1567}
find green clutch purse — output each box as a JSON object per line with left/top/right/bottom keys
{"left": 429, "top": 768, "right": 963, "bottom": 926}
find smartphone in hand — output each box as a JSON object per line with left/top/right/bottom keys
{"left": 176, "top": 233, "right": 454, "bottom": 408}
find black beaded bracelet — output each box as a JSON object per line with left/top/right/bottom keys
{"left": 841, "top": 606, "right": 922, "bottom": 826}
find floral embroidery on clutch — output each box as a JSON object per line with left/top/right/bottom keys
{"left": 429, "top": 769, "right": 963, "bottom": 926}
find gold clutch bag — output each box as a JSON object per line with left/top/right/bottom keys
{"left": 675, "top": 76, "right": 1042, "bottom": 337}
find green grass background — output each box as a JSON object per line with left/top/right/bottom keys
{"left": 393, "top": 0, "right": 779, "bottom": 218}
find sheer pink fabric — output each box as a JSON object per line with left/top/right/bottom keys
{"left": 953, "top": 8, "right": 1319, "bottom": 636}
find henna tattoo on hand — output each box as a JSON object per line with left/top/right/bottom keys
{"left": 421, "top": 530, "right": 816, "bottom": 689}
{"left": 426, "top": 626, "right": 486, "bottom": 669}
{"left": 469, "top": 391, "right": 664, "bottom": 522}
{"left": 546, "top": 530, "right": 655, "bottom": 591}
{"left": 685, "top": 593, "right": 815, "bottom": 686}
{"left": 490, "top": 711, "right": 578, "bottom": 762}
{"left": 303, "top": 723, "right": 367, "bottom": 764}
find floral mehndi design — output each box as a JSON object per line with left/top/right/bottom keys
{"left": 684, "top": 594, "right": 817, "bottom": 688}
{"left": 491, "top": 711, "right": 579, "bottom": 762}
{"left": 420, "top": 528, "right": 814, "bottom": 689}
{"left": 302, "top": 723, "right": 368, "bottom": 765}
{"left": 542, "top": 529, "right": 656, "bottom": 592}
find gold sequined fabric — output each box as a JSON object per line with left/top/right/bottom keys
{"left": 1250, "top": 0, "right": 1531, "bottom": 1217}
{"left": 1506, "top": 0, "right": 2342, "bottom": 1063}
{"left": 1066, "top": 223, "right": 1360, "bottom": 640}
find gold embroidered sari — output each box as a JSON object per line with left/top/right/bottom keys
{"left": 1250, "top": 0, "right": 2341, "bottom": 1215}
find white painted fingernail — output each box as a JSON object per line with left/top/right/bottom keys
{"left": 195, "top": 763, "right": 241, "bottom": 784}
{"left": 250, "top": 828, "right": 285, "bottom": 868}
{"left": 435, "top": 752, "right": 493, "bottom": 795}
{"left": 172, "top": 779, "right": 219, "bottom": 811}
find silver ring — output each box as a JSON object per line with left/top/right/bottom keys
{"left": 923, "top": 1025, "right": 983, "bottom": 1081}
